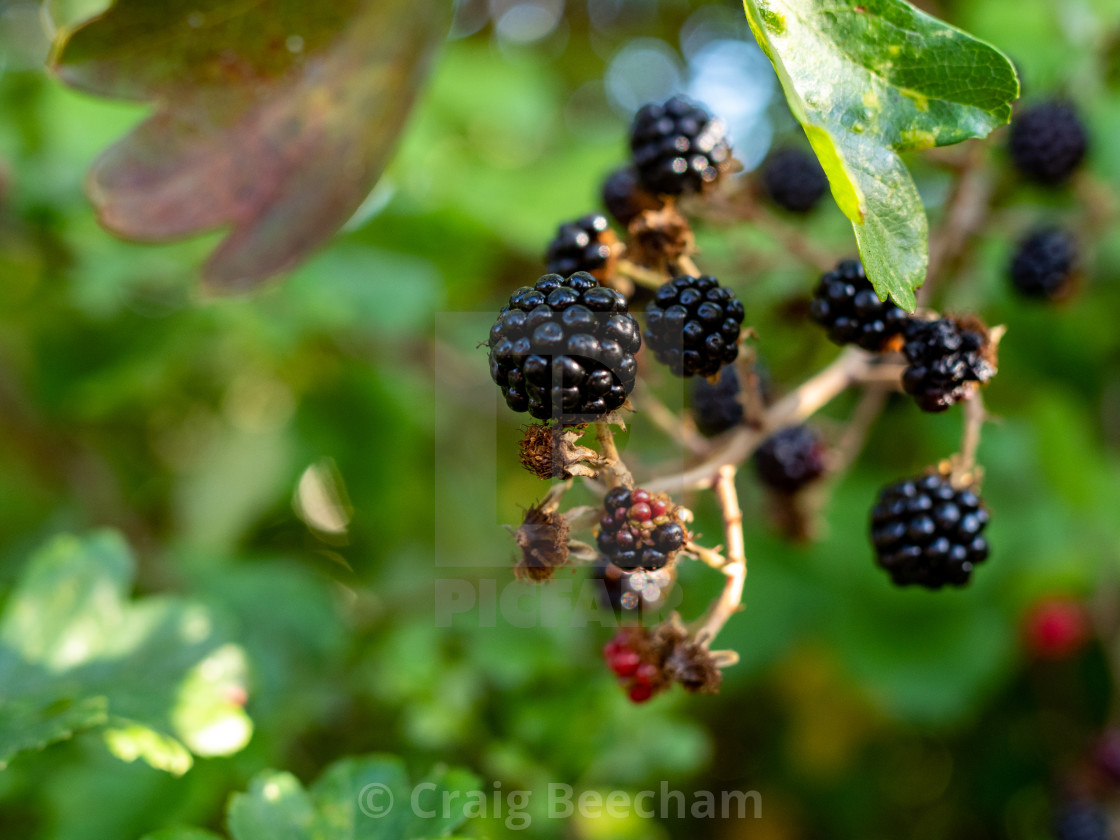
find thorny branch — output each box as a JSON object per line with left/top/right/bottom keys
{"left": 693, "top": 465, "right": 746, "bottom": 648}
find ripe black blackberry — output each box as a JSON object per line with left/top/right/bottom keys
{"left": 901, "top": 317, "right": 995, "bottom": 412}
{"left": 629, "top": 96, "right": 732, "bottom": 196}
{"left": 753, "top": 425, "right": 827, "bottom": 494}
{"left": 545, "top": 214, "right": 617, "bottom": 280}
{"left": 1009, "top": 227, "right": 1077, "bottom": 300}
{"left": 487, "top": 272, "right": 641, "bottom": 422}
{"left": 691, "top": 364, "right": 743, "bottom": 437}
{"left": 1054, "top": 800, "right": 1110, "bottom": 840}
{"left": 601, "top": 166, "right": 664, "bottom": 228}
{"left": 761, "top": 147, "right": 829, "bottom": 213}
{"left": 645, "top": 275, "right": 745, "bottom": 378}
{"left": 870, "top": 473, "right": 990, "bottom": 589}
{"left": 1008, "top": 101, "right": 1088, "bottom": 185}
{"left": 597, "top": 486, "right": 687, "bottom": 572}
{"left": 808, "top": 259, "right": 911, "bottom": 350}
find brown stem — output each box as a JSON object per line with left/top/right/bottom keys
{"left": 594, "top": 421, "right": 634, "bottom": 488}
{"left": 675, "top": 255, "right": 702, "bottom": 277}
{"left": 616, "top": 259, "right": 669, "bottom": 291}
{"left": 646, "top": 347, "right": 870, "bottom": 493}
{"left": 634, "top": 389, "right": 708, "bottom": 456}
{"left": 693, "top": 465, "right": 746, "bottom": 647}
{"left": 950, "top": 391, "right": 987, "bottom": 487}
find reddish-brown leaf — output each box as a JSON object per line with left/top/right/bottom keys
{"left": 50, "top": 0, "right": 447, "bottom": 292}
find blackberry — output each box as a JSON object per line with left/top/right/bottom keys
{"left": 596, "top": 486, "right": 688, "bottom": 572}
{"left": 645, "top": 275, "right": 745, "bottom": 378}
{"left": 601, "top": 166, "right": 664, "bottom": 227}
{"left": 1009, "top": 227, "right": 1077, "bottom": 300}
{"left": 1054, "top": 801, "right": 1110, "bottom": 840}
{"left": 753, "top": 425, "right": 827, "bottom": 494}
{"left": 691, "top": 364, "right": 743, "bottom": 437}
{"left": 487, "top": 272, "right": 641, "bottom": 422}
{"left": 809, "top": 259, "right": 911, "bottom": 350}
{"left": 629, "top": 96, "right": 732, "bottom": 196}
{"left": 1008, "top": 101, "right": 1088, "bottom": 185}
{"left": 901, "top": 317, "right": 995, "bottom": 412}
{"left": 545, "top": 214, "right": 617, "bottom": 280}
{"left": 761, "top": 147, "right": 829, "bottom": 213}
{"left": 870, "top": 473, "right": 990, "bottom": 589}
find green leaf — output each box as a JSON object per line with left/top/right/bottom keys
{"left": 48, "top": 0, "right": 448, "bottom": 292}
{"left": 141, "top": 832, "right": 225, "bottom": 840}
{"left": 219, "top": 755, "right": 480, "bottom": 840}
{"left": 0, "top": 531, "right": 252, "bottom": 773}
{"left": 742, "top": 0, "right": 1018, "bottom": 308}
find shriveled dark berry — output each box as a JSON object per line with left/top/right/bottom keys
{"left": 545, "top": 214, "right": 617, "bottom": 280}
{"left": 629, "top": 96, "right": 732, "bottom": 196}
{"left": 1009, "top": 101, "right": 1088, "bottom": 186}
{"left": 645, "top": 275, "right": 745, "bottom": 378}
{"left": 597, "top": 486, "right": 688, "bottom": 571}
{"left": 808, "top": 259, "right": 911, "bottom": 350}
{"left": 601, "top": 166, "right": 664, "bottom": 227}
{"left": 691, "top": 364, "right": 743, "bottom": 437}
{"left": 1054, "top": 800, "right": 1110, "bottom": 840}
{"left": 1009, "top": 227, "right": 1077, "bottom": 300}
{"left": 487, "top": 272, "right": 640, "bottom": 422}
{"left": 870, "top": 473, "right": 991, "bottom": 589}
{"left": 901, "top": 317, "right": 995, "bottom": 412}
{"left": 753, "top": 425, "right": 827, "bottom": 494}
{"left": 761, "top": 147, "right": 829, "bottom": 213}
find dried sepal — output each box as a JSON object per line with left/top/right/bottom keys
{"left": 625, "top": 204, "right": 696, "bottom": 275}
{"left": 511, "top": 500, "right": 570, "bottom": 581}
{"left": 518, "top": 423, "right": 599, "bottom": 480}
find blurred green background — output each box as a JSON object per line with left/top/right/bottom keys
{"left": 2, "top": 0, "right": 1120, "bottom": 838}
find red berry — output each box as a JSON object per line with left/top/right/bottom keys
{"left": 610, "top": 649, "right": 641, "bottom": 677}
{"left": 634, "top": 663, "right": 658, "bottom": 685}
{"left": 650, "top": 498, "right": 668, "bottom": 518}
{"left": 629, "top": 682, "right": 654, "bottom": 703}
{"left": 1023, "top": 597, "right": 1089, "bottom": 659}
{"left": 630, "top": 503, "right": 652, "bottom": 521}
{"left": 631, "top": 489, "right": 651, "bottom": 505}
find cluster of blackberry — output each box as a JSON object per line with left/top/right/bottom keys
{"left": 487, "top": 272, "right": 640, "bottom": 422}
{"left": 901, "top": 317, "right": 995, "bottom": 413}
{"left": 809, "top": 259, "right": 911, "bottom": 351}
{"left": 596, "top": 486, "right": 687, "bottom": 572}
{"left": 604, "top": 630, "right": 663, "bottom": 703}
{"left": 644, "top": 275, "right": 746, "bottom": 378}
{"left": 870, "top": 474, "right": 990, "bottom": 589}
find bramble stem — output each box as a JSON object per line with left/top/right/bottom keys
{"left": 693, "top": 465, "right": 746, "bottom": 648}
{"left": 675, "top": 255, "right": 702, "bottom": 277}
{"left": 951, "top": 391, "right": 987, "bottom": 487}
{"left": 594, "top": 421, "right": 634, "bottom": 488}
{"left": 616, "top": 259, "right": 668, "bottom": 290}
{"left": 646, "top": 347, "right": 871, "bottom": 493}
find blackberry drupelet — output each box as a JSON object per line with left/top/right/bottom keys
{"left": 809, "top": 259, "right": 911, "bottom": 350}
{"left": 901, "top": 317, "right": 995, "bottom": 412}
{"left": 753, "top": 425, "right": 827, "bottom": 494}
{"left": 604, "top": 629, "right": 663, "bottom": 703}
{"left": 1009, "top": 227, "right": 1077, "bottom": 300}
{"left": 597, "top": 486, "right": 688, "bottom": 572}
{"left": 645, "top": 275, "right": 745, "bottom": 378}
{"left": 545, "top": 214, "right": 617, "bottom": 280}
{"left": 629, "top": 96, "right": 732, "bottom": 196}
{"left": 1054, "top": 801, "right": 1110, "bottom": 840}
{"left": 1008, "top": 101, "right": 1088, "bottom": 185}
{"left": 870, "top": 473, "right": 990, "bottom": 589}
{"left": 487, "top": 272, "right": 641, "bottom": 422}
{"left": 691, "top": 364, "right": 743, "bottom": 437}
{"left": 761, "top": 147, "right": 829, "bottom": 213}
{"left": 601, "top": 166, "right": 663, "bottom": 227}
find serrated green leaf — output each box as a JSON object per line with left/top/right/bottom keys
{"left": 743, "top": 0, "right": 1018, "bottom": 308}
{"left": 0, "top": 531, "right": 252, "bottom": 772}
